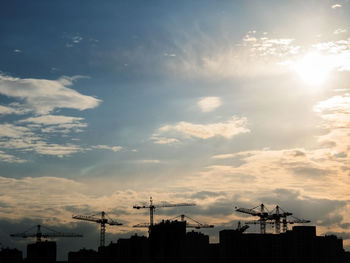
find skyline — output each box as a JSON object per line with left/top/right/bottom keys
{"left": 1, "top": 0, "right": 350, "bottom": 260}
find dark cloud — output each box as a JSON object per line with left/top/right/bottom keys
{"left": 325, "top": 231, "right": 350, "bottom": 240}
{"left": 190, "top": 191, "right": 226, "bottom": 199}
{"left": 289, "top": 166, "right": 330, "bottom": 177}
{"left": 340, "top": 223, "right": 350, "bottom": 229}
{"left": 292, "top": 150, "right": 306, "bottom": 157}
{"left": 318, "top": 214, "right": 343, "bottom": 226}
{"left": 260, "top": 188, "right": 347, "bottom": 223}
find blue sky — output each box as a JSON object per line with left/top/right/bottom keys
{"left": 2, "top": 0, "right": 350, "bottom": 259}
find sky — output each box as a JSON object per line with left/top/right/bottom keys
{"left": 1, "top": 0, "right": 350, "bottom": 259}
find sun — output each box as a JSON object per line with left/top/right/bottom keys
{"left": 292, "top": 52, "right": 333, "bottom": 86}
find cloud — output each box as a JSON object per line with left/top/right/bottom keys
{"left": 164, "top": 53, "right": 176, "bottom": 57}
{"left": 0, "top": 121, "right": 85, "bottom": 158}
{"left": 211, "top": 153, "right": 235, "bottom": 159}
{"left": 0, "top": 150, "right": 26, "bottom": 163}
{"left": 0, "top": 74, "right": 106, "bottom": 162}
{"left": 325, "top": 232, "right": 350, "bottom": 240}
{"left": 91, "top": 145, "right": 123, "bottom": 152}
{"left": 331, "top": 4, "right": 342, "bottom": 8}
{"left": 65, "top": 34, "right": 83, "bottom": 48}
{"left": 0, "top": 103, "right": 31, "bottom": 115}
{"left": 138, "top": 159, "right": 161, "bottom": 164}
{"left": 197, "top": 97, "right": 221, "bottom": 112}
{"left": 190, "top": 191, "right": 226, "bottom": 200}
{"left": 152, "top": 137, "right": 180, "bottom": 145}
{"left": 0, "top": 124, "right": 32, "bottom": 138}
{"left": 32, "top": 143, "right": 83, "bottom": 157}
{"left": 153, "top": 116, "right": 249, "bottom": 143}
{"left": 72, "top": 36, "right": 83, "bottom": 44}
{"left": 166, "top": 29, "right": 350, "bottom": 81}
{"left": 314, "top": 95, "right": 350, "bottom": 114}
{"left": 166, "top": 30, "right": 300, "bottom": 79}
{"left": 334, "top": 28, "right": 347, "bottom": 35}
{"left": 0, "top": 74, "right": 101, "bottom": 115}
{"left": 0, "top": 121, "right": 85, "bottom": 159}
{"left": 313, "top": 94, "right": 350, "bottom": 153}
{"left": 19, "top": 115, "right": 87, "bottom": 133}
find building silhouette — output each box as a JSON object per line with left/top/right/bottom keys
{"left": 68, "top": 248, "right": 99, "bottom": 263}
{"left": 26, "top": 241, "right": 56, "bottom": 263}
{"left": 0, "top": 248, "right": 23, "bottom": 263}
{"left": 67, "top": 222, "right": 350, "bottom": 263}
{"left": 220, "top": 225, "right": 347, "bottom": 263}
{"left": 5, "top": 222, "right": 350, "bottom": 263}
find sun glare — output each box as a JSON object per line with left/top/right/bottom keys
{"left": 292, "top": 52, "right": 333, "bottom": 86}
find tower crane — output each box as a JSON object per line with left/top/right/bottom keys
{"left": 72, "top": 211, "right": 122, "bottom": 247}
{"left": 133, "top": 197, "right": 196, "bottom": 228}
{"left": 10, "top": 224, "right": 82, "bottom": 242}
{"left": 236, "top": 204, "right": 310, "bottom": 234}
{"left": 235, "top": 204, "right": 270, "bottom": 234}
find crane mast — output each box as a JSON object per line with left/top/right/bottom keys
{"left": 72, "top": 211, "right": 122, "bottom": 247}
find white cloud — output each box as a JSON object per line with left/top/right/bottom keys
{"left": 19, "top": 115, "right": 87, "bottom": 133}
{"left": 154, "top": 116, "right": 249, "bottom": 141}
{"left": 92, "top": 145, "right": 123, "bottom": 152}
{"left": 0, "top": 74, "right": 106, "bottom": 162}
{"left": 197, "top": 97, "right": 221, "bottom": 112}
{"left": 164, "top": 53, "right": 176, "bottom": 57}
{"left": 152, "top": 137, "right": 180, "bottom": 145}
{"left": 331, "top": 4, "right": 342, "bottom": 8}
{"left": 314, "top": 95, "right": 350, "bottom": 114}
{"left": 0, "top": 117, "right": 88, "bottom": 159}
{"left": 65, "top": 34, "right": 83, "bottom": 48}
{"left": 167, "top": 31, "right": 299, "bottom": 79}
{"left": 20, "top": 115, "right": 84, "bottom": 125}
{"left": 334, "top": 28, "right": 347, "bottom": 35}
{"left": 0, "top": 151, "right": 26, "bottom": 163}
{"left": 138, "top": 159, "right": 161, "bottom": 164}
{"left": 0, "top": 124, "right": 32, "bottom": 138}
{"left": 167, "top": 29, "right": 350, "bottom": 80}
{"left": 0, "top": 74, "right": 101, "bottom": 115}
{"left": 0, "top": 104, "right": 31, "bottom": 115}
{"left": 33, "top": 142, "right": 82, "bottom": 157}
{"left": 72, "top": 36, "right": 83, "bottom": 44}
{"left": 211, "top": 153, "right": 235, "bottom": 159}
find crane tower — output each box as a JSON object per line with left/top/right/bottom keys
{"left": 72, "top": 211, "right": 122, "bottom": 247}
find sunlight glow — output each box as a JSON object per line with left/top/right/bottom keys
{"left": 292, "top": 52, "right": 333, "bottom": 86}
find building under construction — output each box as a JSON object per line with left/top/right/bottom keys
{"left": 67, "top": 220, "right": 350, "bottom": 263}
{"left": 5, "top": 202, "right": 350, "bottom": 263}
